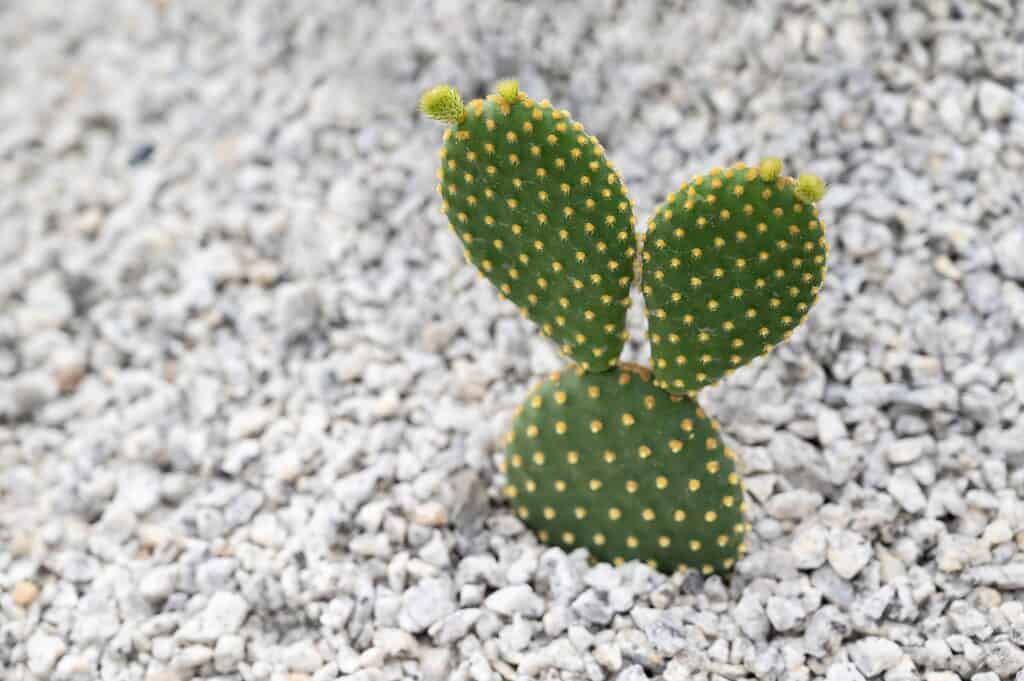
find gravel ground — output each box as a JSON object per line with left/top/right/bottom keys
{"left": 2, "top": 1, "right": 1024, "bottom": 680}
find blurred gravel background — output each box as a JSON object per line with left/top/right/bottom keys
{"left": 2, "top": 1, "right": 1024, "bottom": 680}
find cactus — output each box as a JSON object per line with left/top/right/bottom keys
{"left": 422, "top": 81, "right": 636, "bottom": 373}
{"left": 422, "top": 80, "right": 830, "bottom": 575}
{"left": 501, "top": 363, "right": 747, "bottom": 574}
{"left": 640, "top": 159, "right": 829, "bottom": 394}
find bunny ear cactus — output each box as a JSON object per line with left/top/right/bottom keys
{"left": 422, "top": 81, "right": 636, "bottom": 372}
{"left": 641, "top": 159, "right": 829, "bottom": 395}
{"left": 502, "top": 363, "right": 747, "bottom": 575}
{"left": 422, "top": 80, "right": 830, "bottom": 575}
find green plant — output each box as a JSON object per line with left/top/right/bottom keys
{"left": 641, "top": 159, "right": 828, "bottom": 395}
{"left": 422, "top": 81, "right": 635, "bottom": 372}
{"left": 422, "top": 81, "right": 828, "bottom": 574}
{"left": 502, "top": 363, "right": 746, "bottom": 575}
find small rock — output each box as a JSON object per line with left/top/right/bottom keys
{"left": 792, "top": 525, "right": 829, "bottom": 570}
{"left": 283, "top": 641, "right": 323, "bottom": 673}
{"left": 214, "top": 635, "right": 245, "bottom": 673}
{"left": 27, "top": 632, "right": 67, "bottom": 675}
{"left": 617, "top": 664, "right": 649, "bottom": 681}
{"left": 849, "top": 637, "right": 903, "bottom": 676}
{"left": 734, "top": 594, "right": 771, "bottom": 640}
{"left": 995, "top": 230, "right": 1024, "bottom": 281}
{"left": 765, "top": 596, "right": 805, "bottom": 632}
{"left": 484, "top": 584, "right": 545, "bottom": 618}
{"left": 140, "top": 566, "right": 179, "bottom": 601}
{"left": 12, "top": 580, "right": 40, "bottom": 607}
{"left": 766, "top": 489, "right": 824, "bottom": 520}
{"left": 178, "top": 592, "right": 250, "bottom": 643}
{"left": 412, "top": 501, "right": 448, "bottom": 527}
{"left": 977, "top": 80, "right": 1015, "bottom": 121}
{"left": 398, "top": 577, "right": 456, "bottom": 633}
{"left": 828, "top": 530, "right": 873, "bottom": 580}
{"left": 887, "top": 436, "right": 933, "bottom": 464}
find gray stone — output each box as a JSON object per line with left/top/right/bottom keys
{"left": 849, "top": 637, "right": 903, "bottom": 677}
{"left": 283, "top": 640, "right": 323, "bottom": 672}
{"left": 766, "top": 596, "right": 805, "bottom": 633}
{"left": 977, "top": 80, "right": 1015, "bottom": 121}
{"left": 399, "top": 577, "right": 456, "bottom": 633}
{"left": 27, "top": 633, "right": 67, "bottom": 675}
{"left": 995, "top": 230, "right": 1024, "bottom": 281}
{"left": 734, "top": 594, "right": 771, "bottom": 640}
{"left": 828, "top": 530, "right": 873, "bottom": 580}
{"left": 766, "top": 489, "right": 824, "bottom": 520}
{"left": 484, "top": 584, "right": 545, "bottom": 618}
{"left": 178, "top": 592, "right": 250, "bottom": 643}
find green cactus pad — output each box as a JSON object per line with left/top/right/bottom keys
{"left": 428, "top": 83, "right": 636, "bottom": 372}
{"left": 640, "top": 161, "right": 829, "bottom": 394}
{"left": 502, "top": 363, "right": 747, "bottom": 575}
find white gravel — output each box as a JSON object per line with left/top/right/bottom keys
{"left": 2, "top": 1, "right": 1024, "bottom": 680}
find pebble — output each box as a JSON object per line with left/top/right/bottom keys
{"left": 12, "top": 580, "right": 40, "bottom": 607}
{"left": 848, "top": 637, "right": 903, "bottom": 677}
{"left": 178, "top": 592, "right": 250, "bottom": 643}
{"left": 977, "top": 80, "right": 1016, "bottom": 122}
{"left": 398, "top": 578, "right": 456, "bottom": 633}
{"left": 484, "top": 585, "right": 545, "bottom": 618}
{"left": 27, "top": 633, "right": 67, "bottom": 675}
{"left": 827, "top": 531, "right": 874, "bottom": 580}
{"left": 995, "top": 230, "right": 1024, "bottom": 281}
{"left": 283, "top": 641, "right": 324, "bottom": 673}
{"left": 766, "top": 596, "right": 805, "bottom": 633}
{"left": 766, "top": 490, "right": 824, "bottom": 520}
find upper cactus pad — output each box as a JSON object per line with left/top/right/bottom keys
{"left": 427, "top": 82, "right": 636, "bottom": 372}
{"left": 640, "top": 161, "right": 828, "bottom": 394}
{"left": 502, "top": 363, "right": 747, "bottom": 575}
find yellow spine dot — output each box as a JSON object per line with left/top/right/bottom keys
{"left": 656, "top": 476, "right": 668, "bottom": 490}
{"left": 689, "top": 479, "right": 701, "bottom": 492}
{"left": 674, "top": 509, "right": 686, "bottom": 522}
{"left": 638, "top": 445, "right": 652, "bottom": 459}
{"left": 626, "top": 536, "right": 639, "bottom": 548}
{"left": 590, "top": 420, "right": 603, "bottom": 433}
{"left": 705, "top": 511, "right": 718, "bottom": 522}
{"left": 532, "top": 451, "right": 545, "bottom": 465}
{"left": 621, "top": 413, "right": 635, "bottom": 427}
{"left": 659, "top": 536, "right": 671, "bottom": 548}
{"left": 689, "top": 540, "right": 702, "bottom": 552}
{"left": 554, "top": 480, "right": 566, "bottom": 492}
{"left": 555, "top": 422, "right": 567, "bottom": 435}
{"left": 518, "top": 506, "right": 529, "bottom": 519}
{"left": 706, "top": 461, "right": 721, "bottom": 474}
{"left": 642, "top": 509, "right": 656, "bottom": 521}
{"left": 543, "top": 507, "right": 556, "bottom": 519}
{"left": 590, "top": 479, "right": 602, "bottom": 491}
{"left": 567, "top": 451, "right": 579, "bottom": 464}
{"left": 603, "top": 450, "right": 616, "bottom": 463}
{"left": 594, "top": 533, "right": 606, "bottom": 546}
{"left": 575, "top": 507, "right": 587, "bottom": 519}
{"left": 626, "top": 480, "right": 638, "bottom": 493}
{"left": 609, "top": 507, "right": 622, "bottom": 520}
